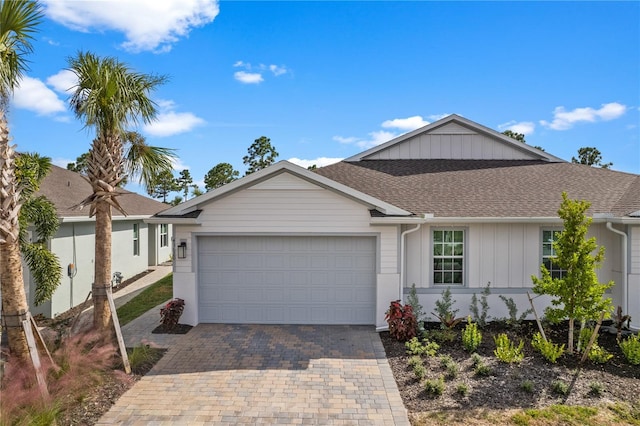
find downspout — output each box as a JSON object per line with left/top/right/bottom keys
{"left": 400, "top": 224, "right": 422, "bottom": 302}
{"left": 606, "top": 222, "right": 628, "bottom": 320}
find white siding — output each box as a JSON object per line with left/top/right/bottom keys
{"left": 631, "top": 226, "right": 640, "bottom": 274}
{"left": 364, "top": 131, "right": 537, "bottom": 161}
{"left": 405, "top": 222, "right": 621, "bottom": 291}
{"left": 172, "top": 176, "right": 401, "bottom": 327}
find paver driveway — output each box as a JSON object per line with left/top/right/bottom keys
{"left": 98, "top": 324, "right": 409, "bottom": 425}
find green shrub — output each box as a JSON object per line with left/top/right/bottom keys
{"left": 551, "top": 380, "right": 569, "bottom": 395}
{"left": 470, "top": 353, "right": 483, "bottom": 367}
{"left": 619, "top": 333, "right": 640, "bottom": 365}
{"left": 520, "top": 380, "right": 534, "bottom": 393}
{"left": 494, "top": 333, "right": 524, "bottom": 363}
{"left": 474, "top": 363, "right": 492, "bottom": 377}
{"left": 469, "top": 282, "right": 491, "bottom": 328}
{"left": 424, "top": 376, "right": 445, "bottom": 397}
{"left": 456, "top": 383, "right": 469, "bottom": 396}
{"left": 405, "top": 337, "right": 439, "bottom": 357}
{"left": 433, "top": 287, "right": 462, "bottom": 329}
{"left": 531, "top": 332, "right": 565, "bottom": 363}
{"left": 424, "top": 329, "right": 457, "bottom": 344}
{"left": 413, "top": 363, "right": 427, "bottom": 380}
{"left": 589, "top": 381, "right": 604, "bottom": 397}
{"left": 439, "top": 355, "right": 459, "bottom": 380}
{"left": 588, "top": 343, "right": 613, "bottom": 364}
{"left": 407, "top": 283, "right": 425, "bottom": 332}
{"left": 462, "top": 317, "right": 482, "bottom": 352}
{"left": 408, "top": 355, "right": 422, "bottom": 368}
{"left": 498, "top": 295, "right": 532, "bottom": 329}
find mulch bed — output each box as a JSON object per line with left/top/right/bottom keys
{"left": 152, "top": 323, "right": 193, "bottom": 334}
{"left": 380, "top": 320, "right": 640, "bottom": 413}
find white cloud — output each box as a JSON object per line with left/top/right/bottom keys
{"left": 540, "top": 102, "right": 627, "bottom": 130}
{"left": 43, "top": 0, "right": 219, "bottom": 53}
{"left": 269, "top": 64, "right": 288, "bottom": 76}
{"left": 144, "top": 111, "right": 205, "bottom": 137}
{"left": 334, "top": 130, "right": 396, "bottom": 149}
{"left": 170, "top": 157, "right": 190, "bottom": 171}
{"left": 234, "top": 71, "right": 264, "bottom": 84}
{"left": 498, "top": 120, "right": 535, "bottom": 135}
{"left": 13, "top": 76, "right": 66, "bottom": 115}
{"left": 287, "top": 157, "right": 343, "bottom": 169}
{"left": 428, "top": 113, "right": 450, "bottom": 121}
{"left": 232, "top": 61, "right": 288, "bottom": 83}
{"left": 382, "top": 115, "right": 429, "bottom": 131}
{"left": 46, "top": 69, "right": 77, "bottom": 94}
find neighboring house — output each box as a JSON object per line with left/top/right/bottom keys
{"left": 150, "top": 115, "right": 640, "bottom": 330}
{"left": 26, "top": 165, "right": 173, "bottom": 318}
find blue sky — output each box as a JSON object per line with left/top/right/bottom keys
{"left": 9, "top": 1, "right": 640, "bottom": 197}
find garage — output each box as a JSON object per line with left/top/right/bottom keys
{"left": 197, "top": 235, "right": 376, "bottom": 324}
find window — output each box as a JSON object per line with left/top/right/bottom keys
{"left": 542, "top": 229, "right": 565, "bottom": 279}
{"left": 133, "top": 223, "right": 140, "bottom": 256}
{"left": 160, "top": 224, "right": 168, "bottom": 248}
{"left": 432, "top": 229, "right": 465, "bottom": 285}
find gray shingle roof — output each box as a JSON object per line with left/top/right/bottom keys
{"left": 315, "top": 160, "right": 640, "bottom": 218}
{"left": 36, "top": 164, "right": 170, "bottom": 218}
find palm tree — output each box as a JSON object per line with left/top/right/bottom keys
{"left": 68, "top": 51, "right": 167, "bottom": 332}
{"left": 16, "top": 153, "right": 62, "bottom": 306}
{"left": 0, "top": 0, "right": 43, "bottom": 362}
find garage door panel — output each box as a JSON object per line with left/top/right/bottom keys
{"left": 198, "top": 236, "right": 375, "bottom": 324}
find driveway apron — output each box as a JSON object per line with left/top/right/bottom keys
{"left": 98, "top": 324, "right": 409, "bottom": 425}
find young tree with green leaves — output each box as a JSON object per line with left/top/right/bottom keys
{"left": 532, "top": 192, "right": 613, "bottom": 354}
{"left": 243, "top": 136, "right": 278, "bottom": 175}
{"left": 204, "top": 162, "right": 239, "bottom": 190}
{"left": 147, "top": 169, "right": 177, "bottom": 203}
{"left": 0, "top": 0, "right": 43, "bottom": 362}
{"left": 175, "top": 169, "right": 193, "bottom": 200}
{"left": 572, "top": 147, "right": 612, "bottom": 169}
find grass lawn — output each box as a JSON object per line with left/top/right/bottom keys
{"left": 116, "top": 273, "right": 173, "bottom": 326}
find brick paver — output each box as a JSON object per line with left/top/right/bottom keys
{"left": 98, "top": 324, "right": 409, "bottom": 425}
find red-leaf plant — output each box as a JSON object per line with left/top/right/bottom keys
{"left": 385, "top": 300, "right": 418, "bottom": 341}
{"left": 160, "top": 298, "right": 185, "bottom": 329}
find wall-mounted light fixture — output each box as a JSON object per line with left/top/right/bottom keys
{"left": 177, "top": 241, "right": 187, "bottom": 259}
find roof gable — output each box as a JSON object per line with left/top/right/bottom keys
{"left": 347, "top": 114, "right": 564, "bottom": 163}
{"left": 159, "top": 161, "right": 411, "bottom": 218}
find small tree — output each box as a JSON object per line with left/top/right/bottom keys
{"left": 243, "top": 136, "right": 278, "bottom": 175}
{"left": 147, "top": 170, "right": 177, "bottom": 203}
{"left": 175, "top": 169, "right": 193, "bottom": 201}
{"left": 572, "top": 147, "right": 612, "bottom": 169}
{"left": 204, "top": 162, "right": 238, "bottom": 191}
{"left": 532, "top": 192, "right": 613, "bottom": 354}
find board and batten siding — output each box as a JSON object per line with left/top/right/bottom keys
{"left": 363, "top": 123, "right": 536, "bottom": 161}
{"left": 405, "top": 222, "right": 621, "bottom": 290}
{"left": 631, "top": 226, "right": 640, "bottom": 274}
{"left": 172, "top": 172, "right": 401, "bottom": 327}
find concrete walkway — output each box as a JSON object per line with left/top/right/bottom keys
{"left": 100, "top": 323, "right": 410, "bottom": 425}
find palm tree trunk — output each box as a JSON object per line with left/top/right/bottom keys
{"left": 93, "top": 201, "right": 113, "bottom": 331}
{"left": 0, "top": 240, "right": 30, "bottom": 362}
{"left": 0, "top": 113, "right": 30, "bottom": 362}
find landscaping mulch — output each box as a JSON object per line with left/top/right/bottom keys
{"left": 152, "top": 323, "right": 193, "bottom": 334}
{"left": 380, "top": 320, "right": 640, "bottom": 414}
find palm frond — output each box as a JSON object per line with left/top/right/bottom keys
{"left": 22, "top": 243, "right": 62, "bottom": 306}
{"left": 124, "top": 131, "right": 177, "bottom": 191}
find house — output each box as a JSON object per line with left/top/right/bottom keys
{"left": 26, "top": 165, "right": 173, "bottom": 318}
{"left": 150, "top": 114, "right": 640, "bottom": 330}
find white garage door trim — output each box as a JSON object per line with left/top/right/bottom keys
{"left": 197, "top": 235, "right": 377, "bottom": 324}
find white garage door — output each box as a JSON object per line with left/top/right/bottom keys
{"left": 198, "top": 236, "right": 376, "bottom": 324}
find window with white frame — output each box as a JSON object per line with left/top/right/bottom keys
{"left": 432, "top": 229, "right": 465, "bottom": 285}
{"left": 542, "top": 229, "right": 565, "bottom": 279}
{"left": 160, "top": 224, "right": 168, "bottom": 248}
{"left": 133, "top": 223, "right": 140, "bottom": 256}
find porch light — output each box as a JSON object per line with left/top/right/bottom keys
{"left": 177, "top": 241, "right": 187, "bottom": 259}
